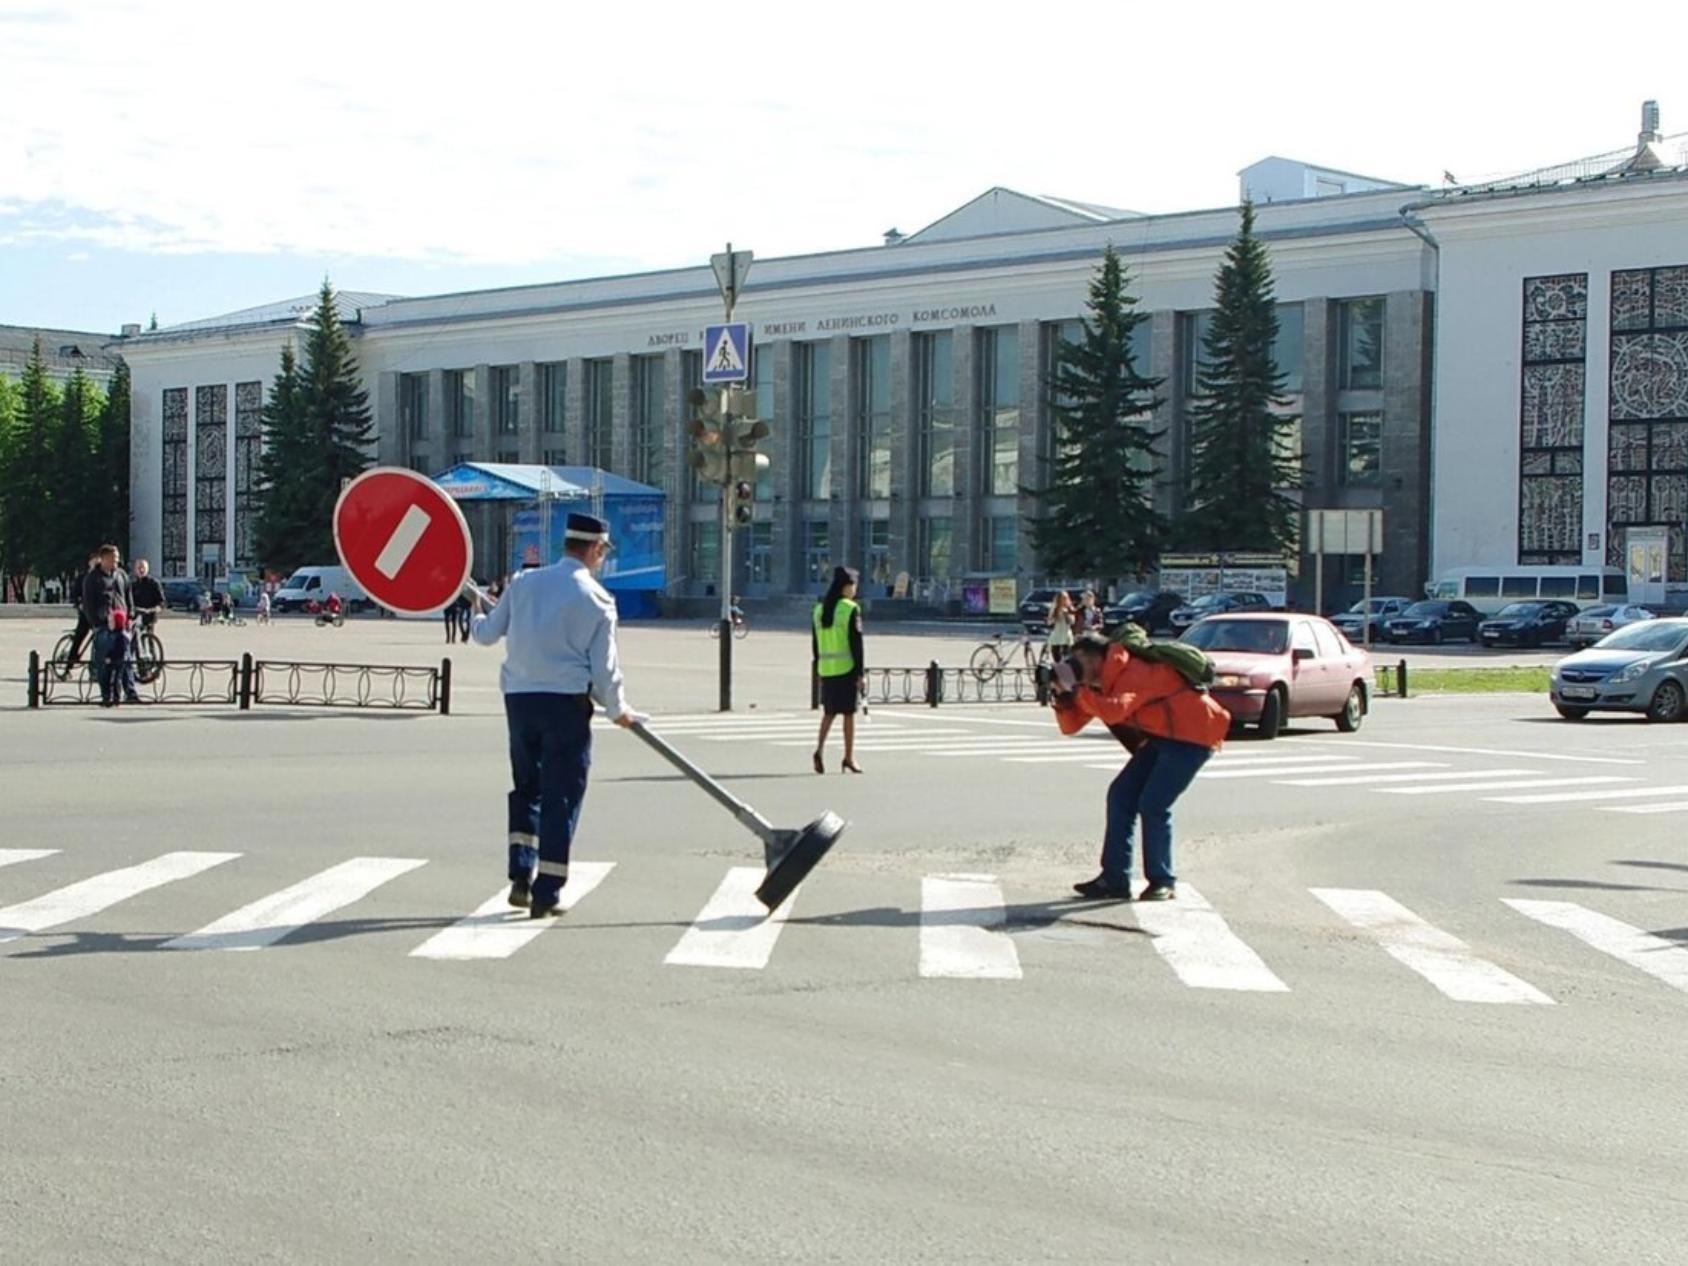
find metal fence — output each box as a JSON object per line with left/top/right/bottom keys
{"left": 1372, "top": 659, "right": 1411, "bottom": 699}
{"left": 821, "top": 661, "right": 1050, "bottom": 708}
{"left": 27, "top": 651, "right": 453, "bottom": 714}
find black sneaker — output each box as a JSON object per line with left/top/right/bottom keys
{"left": 1138, "top": 884, "right": 1177, "bottom": 902}
{"left": 529, "top": 896, "right": 565, "bottom": 920}
{"left": 507, "top": 877, "right": 532, "bottom": 909}
{"left": 1072, "top": 875, "right": 1134, "bottom": 900}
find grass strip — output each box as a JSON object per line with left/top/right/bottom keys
{"left": 1396, "top": 666, "right": 1552, "bottom": 695}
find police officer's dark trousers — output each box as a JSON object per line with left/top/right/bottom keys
{"left": 504, "top": 691, "right": 592, "bottom": 903}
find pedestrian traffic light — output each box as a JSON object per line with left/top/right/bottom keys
{"left": 732, "top": 479, "right": 754, "bottom": 527}
{"left": 686, "top": 387, "right": 728, "bottom": 484}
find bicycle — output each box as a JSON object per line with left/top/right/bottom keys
{"left": 50, "top": 623, "right": 164, "bottom": 686}
{"left": 708, "top": 610, "right": 750, "bottom": 640}
{"left": 969, "top": 630, "right": 1049, "bottom": 681}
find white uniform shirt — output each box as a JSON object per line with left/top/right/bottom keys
{"left": 470, "top": 558, "right": 630, "bottom": 718}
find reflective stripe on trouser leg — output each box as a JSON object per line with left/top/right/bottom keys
{"left": 536, "top": 862, "right": 569, "bottom": 879}
{"left": 506, "top": 695, "right": 544, "bottom": 882}
{"left": 533, "top": 696, "right": 592, "bottom": 902}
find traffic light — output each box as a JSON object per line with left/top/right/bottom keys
{"left": 732, "top": 479, "right": 755, "bottom": 527}
{"left": 686, "top": 387, "right": 728, "bottom": 484}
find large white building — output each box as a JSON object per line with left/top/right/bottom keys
{"left": 112, "top": 105, "right": 1688, "bottom": 609}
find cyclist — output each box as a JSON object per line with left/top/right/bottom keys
{"left": 130, "top": 559, "right": 164, "bottom": 633}
{"left": 256, "top": 589, "right": 271, "bottom": 624}
{"left": 729, "top": 595, "right": 746, "bottom": 631}
{"left": 63, "top": 552, "right": 101, "bottom": 668}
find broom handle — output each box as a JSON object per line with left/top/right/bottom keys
{"left": 629, "top": 721, "right": 779, "bottom": 846}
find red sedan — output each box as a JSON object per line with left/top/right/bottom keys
{"left": 1181, "top": 613, "right": 1371, "bottom": 738}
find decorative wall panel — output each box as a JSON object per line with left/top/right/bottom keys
{"left": 161, "top": 388, "right": 188, "bottom": 576}
{"left": 1607, "top": 267, "right": 1688, "bottom": 578}
{"left": 194, "top": 385, "right": 227, "bottom": 572}
{"left": 234, "top": 381, "right": 262, "bottom": 568}
{"left": 1518, "top": 274, "right": 1586, "bottom": 564}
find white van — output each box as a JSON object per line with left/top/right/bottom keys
{"left": 1425, "top": 566, "right": 1627, "bottom": 616}
{"left": 273, "top": 565, "right": 370, "bottom": 613}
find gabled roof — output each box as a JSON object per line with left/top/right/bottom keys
{"left": 156, "top": 291, "right": 404, "bottom": 336}
{"left": 431, "top": 462, "right": 662, "bottom": 501}
{"left": 903, "top": 187, "right": 1140, "bottom": 244}
{"left": 0, "top": 322, "right": 125, "bottom": 378}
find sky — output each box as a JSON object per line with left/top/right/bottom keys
{"left": 3, "top": 0, "right": 1685, "bottom": 334}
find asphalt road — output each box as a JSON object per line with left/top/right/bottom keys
{"left": 4, "top": 616, "right": 1686, "bottom": 1263}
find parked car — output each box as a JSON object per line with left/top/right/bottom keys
{"left": 1181, "top": 613, "right": 1371, "bottom": 738}
{"left": 1566, "top": 604, "right": 1656, "bottom": 650}
{"left": 1550, "top": 618, "right": 1688, "bottom": 722}
{"left": 1329, "top": 596, "right": 1413, "bottom": 643}
{"left": 161, "top": 579, "right": 207, "bottom": 612}
{"left": 1382, "top": 599, "right": 1483, "bottom": 644}
{"left": 1102, "top": 590, "right": 1183, "bottom": 636}
{"left": 1017, "top": 588, "right": 1072, "bottom": 632}
{"left": 1169, "top": 591, "right": 1271, "bottom": 632}
{"left": 1477, "top": 600, "right": 1580, "bottom": 648}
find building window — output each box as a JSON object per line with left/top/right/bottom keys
{"left": 690, "top": 520, "right": 720, "bottom": 583}
{"left": 492, "top": 366, "right": 519, "bottom": 434}
{"left": 446, "top": 370, "right": 474, "bottom": 439}
{"left": 978, "top": 326, "right": 1020, "bottom": 496}
{"left": 538, "top": 362, "right": 566, "bottom": 434}
{"left": 400, "top": 373, "right": 429, "bottom": 440}
{"left": 1180, "top": 310, "right": 1215, "bottom": 398}
{"left": 1338, "top": 411, "right": 1383, "bottom": 485}
{"left": 194, "top": 384, "right": 227, "bottom": 571}
{"left": 542, "top": 447, "right": 567, "bottom": 466}
{"left": 983, "top": 515, "right": 1017, "bottom": 573}
{"left": 916, "top": 331, "right": 954, "bottom": 496}
{"left": 586, "top": 359, "right": 614, "bottom": 471}
{"left": 233, "top": 381, "right": 261, "bottom": 568}
{"left": 496, "top": 448, "right": 520, "bottom": 465}
{"left": 1606, "top": 266, "right": 1688, "bottom": 577}
{"left": 747, "top": 520, "right": 773, "bottom": 585}
{"left": 853, "top": 336, "right": 892, "bottom": 500}
{"left": 631, "top": 354, "right": 665, "bottom": 486}
{"left": 919, "top": 515, "right": 952, "bottom": 579}
{"left": 684, "top": 351, "right": 717, "bottom": 503}
{"left": 161, "top": 387, "right": 188, "bottom": 575}
{"left": 803, "top": 520, "right": 831, "bottom": 584}
{"left": 752, "top": 343, "right": 775, "bottom": 501}
{"left": 796, "top": 342, "right": 831, "bottom": 499}
{"left": 1273, "top": 303, "right": 1304, "bottom": 394}
{"left": 861, "top": 517, "right": 890, "bottom": 588}
{"left": 1338, "top": 297, "right": 1385, "bottom": 391}
{"left": 408, "top": 456, "right": 433, "bottom": 474}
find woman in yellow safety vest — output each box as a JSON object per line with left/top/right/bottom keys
{"left": 812, "top": 565, "right": 866, "bottom": 774}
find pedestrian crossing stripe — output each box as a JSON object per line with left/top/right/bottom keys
{"left": 10, "top": 851, "right": 1688, "bottom": 1004}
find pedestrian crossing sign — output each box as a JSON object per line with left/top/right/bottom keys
{"left": 703, "top": 322, "right": 751, "bottom": 383}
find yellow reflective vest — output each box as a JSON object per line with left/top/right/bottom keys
{"left": 813, "top": 598, "right": 859, "bottom": 678}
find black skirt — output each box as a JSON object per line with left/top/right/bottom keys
{"left": 819, "top": 673, "right": 860, "bottom": 715}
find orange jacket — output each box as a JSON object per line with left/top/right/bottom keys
{"left": 1053, "top": 644, "right": 1230, "bottom": 750}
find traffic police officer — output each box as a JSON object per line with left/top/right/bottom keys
{"left": 471, "top": 511, "right": 639, "bottom": 919}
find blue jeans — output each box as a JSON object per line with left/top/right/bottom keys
{"left": 504, "top": 692, "right": 593, "bottom": 901}
{"left": 1100, "top": 738, "right": 1212, "bottom": 889}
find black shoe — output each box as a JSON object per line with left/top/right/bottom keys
{"left": 1072, "top": 875, "right": 1134, "bottom": 900}
{"left": 1138, "top": 884, "right": 1177, "bottom": 902}
{"left": 507, "top": 877, "right": 532, "bottom": 909}
{"left": 124, "top": 693, "right": 142, "bottom": 704}
{"left": 529, "top": 896, "right": 565, "bottom": 919}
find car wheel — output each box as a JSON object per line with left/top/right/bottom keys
{"left": 1257, "top": 687, "right": 1285, "bottom": 739}
{"left": 1555, "top": 705, "right": 1590, "bottom": 721}
{"left": 1431, "top": 626, "right": 1443, "bottom": 645}
{"left": 1334, "top": 684, "right": 1365, "bottom": 732}
{"left": 1646, "top": 679, "right": 1685, "bottom": 724}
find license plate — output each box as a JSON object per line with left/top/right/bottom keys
{"left": 1562, "top": 686, "right": 1596, "bottom": 700}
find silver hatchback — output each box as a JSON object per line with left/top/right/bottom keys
{"left": 1550, "top": 618, "right": 1688, "bottom": 721}
{"left": 1565, "top": 603, "right": 1655, "bottom": 649}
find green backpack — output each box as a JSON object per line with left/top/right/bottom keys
{"left": 1108, "top": 620, "right": 1214, "bottom": 691}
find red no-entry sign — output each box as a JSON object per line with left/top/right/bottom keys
{"left": 333, "top": 467, "right": 473, "bottom": 616}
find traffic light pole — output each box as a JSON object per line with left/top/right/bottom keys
{"left": 718, "top": 248, "right": 737, "bottom": 713}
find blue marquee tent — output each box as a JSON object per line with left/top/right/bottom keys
{"left": 431, "top": 463, "right": 665, "bottom": 615}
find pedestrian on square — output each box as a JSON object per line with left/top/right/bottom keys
{"left": 1078, "top": 589, "right": 1103, "bottom": 634}
{"left": 82, "top": 544, "right": 139, "bottom": 705}
{"left": 101, "top": 609, "right": 138, "bottom": 707}
{"left": 1046, "top": 590, "right": 1077, "bottom": 662}
{"left": 1051, "top": 632, "right": 1230, "bottom": 901}
{"left": 470, "top": 512, "right": 640, "bottom": 920}
{"left": 131, "top": 560, "right": 164, "bottom": 633}
{"left": 811, "top": 565, "right": 865, "bottom": 775}
{"left": 443, "top": 594, "right": 462, "bottom": 644}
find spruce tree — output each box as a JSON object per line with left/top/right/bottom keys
{"left": 2, "top": 342, "right": 60, "bottom": 596}
{"left": 1180, "top": 202, "right": 1302, "bottom": 554}
{"left": 47, "top": 367, "right": 100, "bottom": 585}
{"left": 0, "top": 374, "right": 15, "bottom": 598}
{"left": 1029, "top": 246, "right": 1167, "bottom": 581}
{"left": 254, "top": 344, "right": 312, "bottom": 569}
{"left": 301, "top": 280, "right": 376, "bottom": 501}
{"left": 94, "top": 360, "right": 132, "bottom": 551}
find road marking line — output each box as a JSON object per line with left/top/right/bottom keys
{"left": 1603, "top": 801, "right": 1688, "bottom": 815}
{"left": 1204, "top": 761, "right": 1441, "bottom": 780}
{"left": 1133, "top": 885, "right": 1289, "bottom": 992}
{"left": 411, "top": 862, "right": 615, "bottom": 960}
{"left": 1311, "top": 888, "right": 1552, "bottom": 1004}
{"left": 1504, "top": 898, "right": 1688, "bottom": 994}
{"left": 373, "top": 503, "right": 432, "bottom": 579}
{"left": 1011, "top": 750, "right": 1352, "bottom": 766}
{"left": 1281, "top": 768, "right": 1539, "bottom": 787}
{"left": 163, "top": 857, "right": 425, "bottom": 951}
{"left": 919, "top": 874, "right": 1022, "bottom": 980}
{"left": 0, "top": 851, "right": 240, "bottom": 944}
{"left": 1287, "top": 740, "right": 1642, "bottom": 766}
{"left": 665, "top": 867, "right": 795, "bottom": 969}
{"left": 1383, "top": 776, "right": 1636, "bottom": 796}
{"left": 1486, "top": 783, "right": 1688, "bottom": 805}
{"left": 769, "top": 732, "right": 979, "bottom": 747}
{"left": 0, "top": 849, "right": 58, "bottom": 870}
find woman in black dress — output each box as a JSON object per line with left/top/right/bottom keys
{"left": 811, "top": 566, "right": 866, "bottom": 774}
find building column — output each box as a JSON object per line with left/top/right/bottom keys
{"left": 950, "top": 325, "right": 979, "bottom": 575}
{"left": 1148, "top": 310, "right": 1180, "bottom": 524}
{"left": 660, "top": 349, "right": 686, "bottom": 596}
{"left": 224, "top": 379, "right": 237, "bottom": 571}
{"left": 518, "top": 362, "right": 540, "bottom": 464}
{"left": 887, "top": 329, "right": 915, "bottom": 582}
{"left": 609, "top": 353, "right": 632, "bottom": 475}
{"left": 376, "top": 371, "right": 400, "bottom": 466}
{"left": 471, "top": 364, "right": 492, "bottom": 463}
{"left": 1015, "top": 319, "right": 1043, "bottom": 581}
{"left": 130, "top": 386, "right": 159, "bottom": 566}
{"left": 1379, "top": 291, "right": 1432, "bottom": 598}
{"left": 768, "top": 341, "right": 797, "bottom": 592}
{"left": 828, "top": 334, "right": 853, "bottom": 584}
{"left": 563, "top": 358, "right": 588, "bottom": 468}
{"left": 425, "top": 370, "right": 446, "bottom": 471}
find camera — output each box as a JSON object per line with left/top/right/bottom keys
{"left": 1051, "top": 659, "right": 1079, "bottom": 695}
